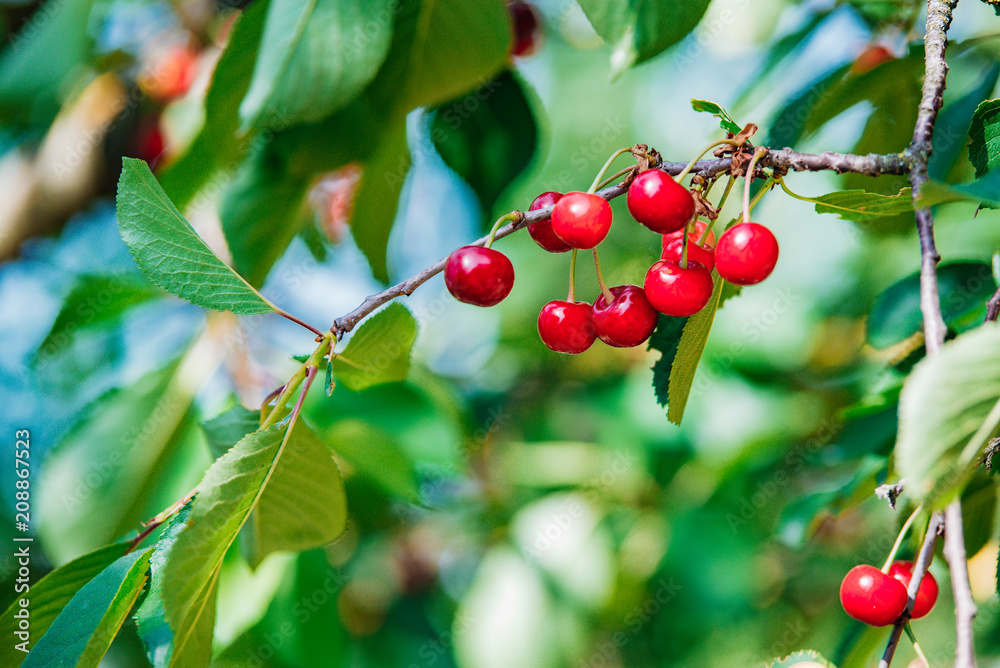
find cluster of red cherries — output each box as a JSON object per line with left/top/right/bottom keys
{"left": 443, "top": 166, "right": 779, "bottom": 354}
{"left": 840, "top": 561, "right": 939, "bottom": 626}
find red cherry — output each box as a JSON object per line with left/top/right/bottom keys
{"left": 662, "top": 220, "right": 715, "bottom": 250}
{"left": 527, "top": 191, "right": 571, "bottom": 253}
{"left": 128, "top": 116, "right": 166, "bottom": 169}
{"left": 851, "top": 45, "right": 894, "bottom": 75}
{"left": 509, "top": 2, "right": 542, "bottom": 57}
{"left": 141, "top": 45, "right": 199, "bottom": 101}
{"left": 444, "top": 246, "right": 515, "bottom": 307}
{"left": 715, "top": 222, "right": 779, "bottom": 286}
{"left": 661, "top": 237, "right": 715, "bottom": 273}
{"left": 551, "top": 192, "right": 613, "bottom": 249}
{"left": 538, "top": 300, "right": 596, "bottom": 354}
{"left": 643, "top": 260, "right": 714, "bottom": 317}
{"left": 592, "top": 285, "right": 659, "bottom": 348}
{"left": 627, "top": 170, "right": 695, "bottom": 234}
{"left": 888, "top": 561, "right": 939, "bottom": 619}
{"left": 840, "top": 565, "right": 909, "bottom": 627}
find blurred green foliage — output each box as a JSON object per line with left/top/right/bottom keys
{"left": 1, "top": 0, "right": 999, "bottom": 667}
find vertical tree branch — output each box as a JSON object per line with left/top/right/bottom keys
{"left": 899, "top": 2, "right": 978, "bottom": 667}
{"left": 908, "top": 0, "right": 957, "bottom": 356}
{"left": 944, "top": 500, "right": 978, "bottom": 668}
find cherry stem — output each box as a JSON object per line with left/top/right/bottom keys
{"left": 274, "top": 308, "right": 324, "bottom": 337}
{"left": 486, "top": 211, "right": 519, "bottom": 248}
{"left": 698, "top": 176, "right": 736, "bottom": 245}
{"left": 259, "top": 383, "right": 287, "bottom": 423}
{"left": 903, "top": 624, "right": 930, "bottom": 668}
{"left": 881, "top": 504, "right": 923, "bottom": 572}
{"left": 126, "top": 487, "right": 197, "bottom": 553}
{"left": 675, "top": 138, "right": 742, "bottom": 183}
{"left": 776, "top": 177, "right": 815, "bottom": 204}
{"left": 594, "top": 165, "right": 637, "bottom": 191}
{"left": 746, "top": 177, "right": 775, "bottom": 217}
{"left": 588, "top": 147, "right": 634, "bottom": 193}
{"left": 680, "top": 220, "right": 691, "bottom": 269}
{"left": 568, "top": 249, "right": 578, "bottom": 302}
{"left": 592, "top": 249, "right": 614, "bottom": 304}
{"left": 742, "top": 146, "right": 768, "bottom": 224}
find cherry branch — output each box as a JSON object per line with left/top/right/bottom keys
{"left": 329, "top": 147, "right": 906, "bottom": 335}
{"left": 879, "top": 2, "right": 976, "bottom": 668}
{"left": 878, "top": 513, "right": 944, "bottom": 668}
{"left": 944, "top": 500, "right": 978, "bottom": 668}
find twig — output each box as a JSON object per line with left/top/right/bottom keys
{"left": 329, "top": 147, "right": 909, "bottom": 335}
{"left": 944, "top": 500, "right": 978, "bottom": 668}
{"left": 878, "top": 513, "right": 944, "bottom": 668}
{"left": 985, "top": 285, "right": 1000, "bottom": 322}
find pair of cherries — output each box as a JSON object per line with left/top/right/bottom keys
{"left": 840, "top": 561, "right": 939, "bottom": 626}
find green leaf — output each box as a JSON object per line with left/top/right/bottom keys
{"left": 202, "top": 406, "right": 260, "bottom": 461}
{"left": 203, "top": 408, "right": 348, "bottom": 566}
{"left": 732, "top": 11, "right": 830, "bottom": 110}
{"left": 160, "top": 416, "right": 344, "bottom": 657}
{"left": 0, "top": 541, "right": 131, "bottom": 663}
{"left": 789, "top": 187, "right": 914, "bottom": 222}
{"left": 867, "top": 262, "right": 997, "bottom": 349}
{"left": 219, "top": 156, "right": 313, "bottom": 289}
{"left": 767, "top": 650, "right": 836, "bottom": 667}
{"left": 969, "top": 98, "right": 1000, "bottom": 178}
{"left": 432, "top": 70, "right": 539, "bottom": 218}
{"left": 929, "top": 64, "right": 1000, "bottom": 181}
{"left": 244, "top": 421, "right": 348, "bottom": 567}
{"left": 325, "top": 419, "right": 420, "bottom": 502}
{"left": 34, "top": 273, "right": 163, "bottom": 366}
{"left": 332, "top": 303, "right": 417, "bottom": 391}
{"left": 134, "top": 502, "right": 215, "bottom": 668}
{"left": 690, "top": 99, "right": 741, "bottom": 134}
{"left": 369, "top": 0, "right": 512, "bottom": 115}
{"left": 161, "top": 424, "right": 286, "bottom": 659}
{"left": 158, "top": 0, "right": 269, "bottom": 210}
{"left": 649, "top": 314, "right": 688, "bottom": 411}
{"left": 116, "top": 158, "right": 277, "bottom": 315}
{"left": 667, "top": 274, "right": 725, "bottom": 425}
{"left": 764, "top": 65, "right": 851, "bottom": 149}
{"left": 896, "top": 325, "right": 1000, "bottom": 505}
{"left": 577, "top": 0, "right": 713, "bottom": 76}
{"left": 38, "top": 358, "right": 199, "bottom": 557}
{"left": 961, "top": 471, "right": 997, "bottom": 558}
{"left": 0, "top": 0, "right": 96, "bottom": 125}
{"left": 919, "top": 169, "right": 1000, "bottom": 209}
{"left": 349, "top": 122, "right": 411, "bottom": 283}
{"left": 23, "top": 549, "right": 152, "bottom": 668}
{"left": 239, "top": 0, "right": 394, "bottom": 131}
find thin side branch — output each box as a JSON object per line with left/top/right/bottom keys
{"left": 985, "top": 284, "right": 1000, "bottom": 322}
{"left": 879, "top": 513, "right": 944, "bottom": 668}
{"left": 329, "top": 147, "right": 906, "bottom": 334}
{"left": 944, "top": 500, "right": 978, "bottom": 668}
